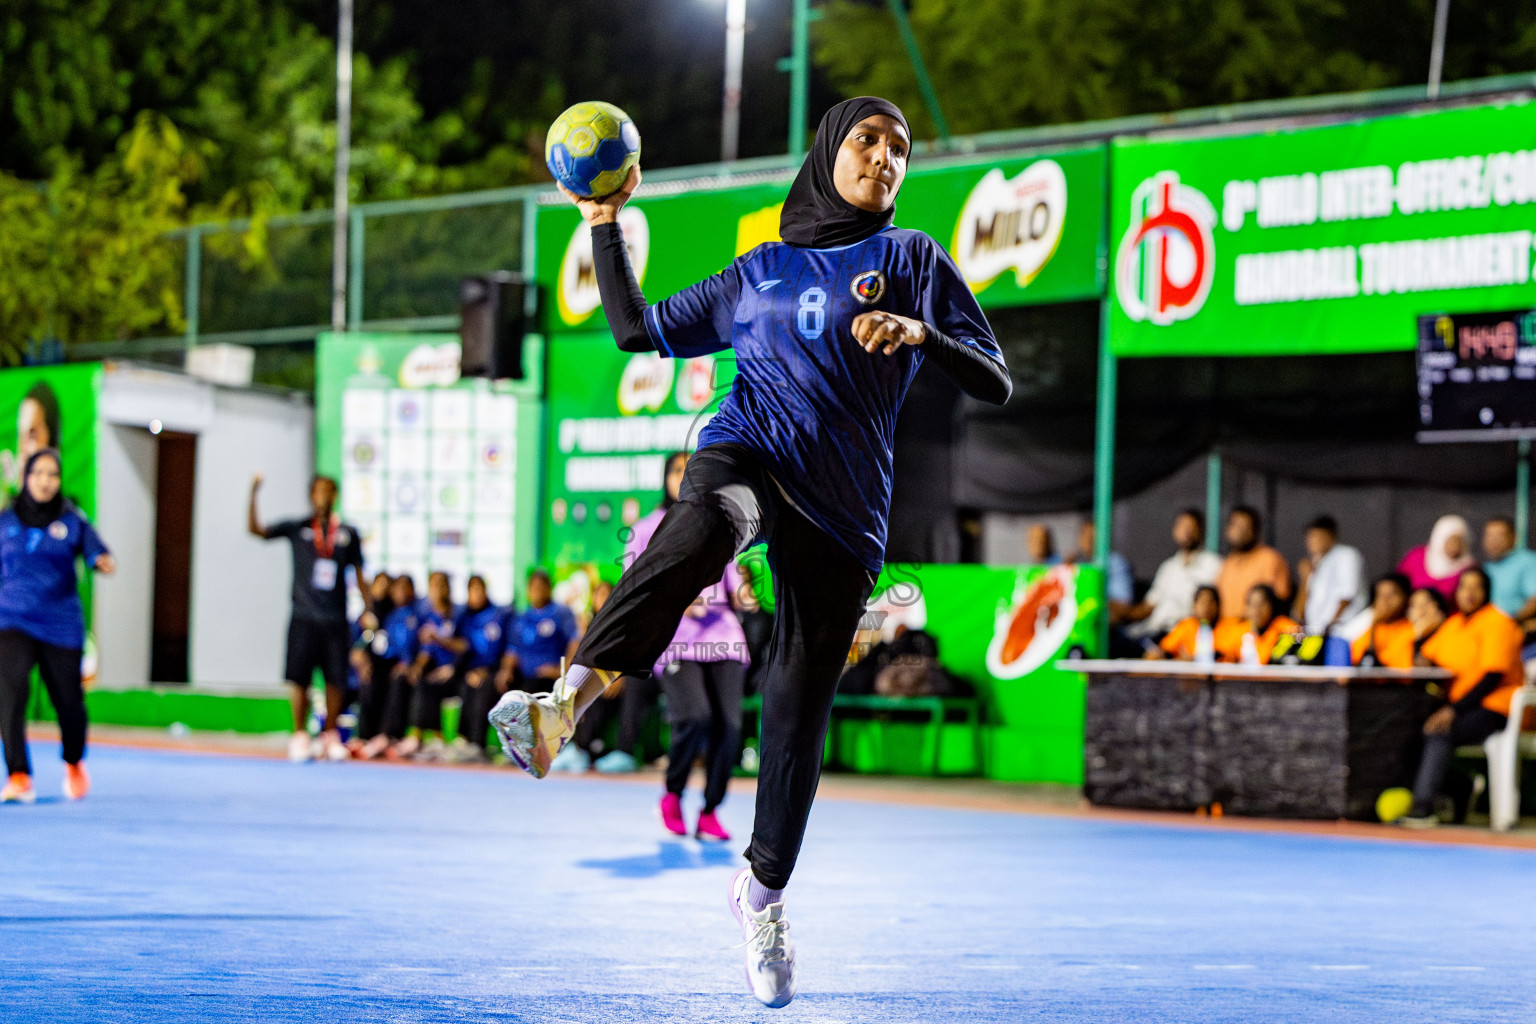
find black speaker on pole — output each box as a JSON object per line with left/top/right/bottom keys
{"left": 459, "top": 271, "right": 531, "bottom": 380}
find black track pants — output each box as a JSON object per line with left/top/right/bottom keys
{"left": 458, "top": 671, "right": 497, "bottom": 748}
{"left": 1410, "top": 705, "right": 1507, "bottom": 816}
{"left": 0, "top": 629, "right": 87, "bottom": 776}
{"left": 661, "top": 659, "right": 745, "bottom": 812}
{"left": 574, "top": 444, "right": 874, "bottom": 888}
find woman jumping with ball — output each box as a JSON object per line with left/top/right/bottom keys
{"left": 491, "top": 97, "right": 1009, "bottom": 1008}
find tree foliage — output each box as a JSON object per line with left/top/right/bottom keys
{"left": 2, "top": 0, "right": 1535, "bottom": 355}
{"left": 813, "top": 0, "right": 1536, "bottom": 138}
{"left": 0, "top": 113, "right": 195, "bottom": 358}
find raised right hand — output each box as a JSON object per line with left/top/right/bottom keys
{"left": 560, "top": 165, "right": 641, "bottom": 226}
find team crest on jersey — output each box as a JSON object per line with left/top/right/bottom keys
{"left": 851, "top": 270, "right": 886, "bottom": 305}
{"left": 48, "top": 521, "right": 68, "bottom": 540}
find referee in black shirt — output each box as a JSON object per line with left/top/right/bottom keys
{"left": 249, "top": 473, "right": 372, "bottom": 762}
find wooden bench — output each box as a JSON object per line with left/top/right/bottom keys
{"left": 740, "top": 693, "right": 982, "bottom": 777}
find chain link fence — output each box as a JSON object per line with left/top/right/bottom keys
{"left": 71, "top": 188, "right": 538, "bottom": 389}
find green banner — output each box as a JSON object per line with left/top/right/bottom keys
{"left": 543, "top": 331, "right": 737, "bottom": 576}
{"left": 535, "top": 145, "right": 1105, "bottom": 334}
{"left": 314, "top": 333, "right": 543, "bottom": 606}
{"left": 0, "top": 364, "right": 101, "bottom": 685}
{"left": 1110, "top": 99, "right": 1536, "bottom": 357}
{"left": 869, "top": 563, "right": 1103, "bottom": 783}
{"left": 0, "top": 364, "right": 99, "bottom": 514}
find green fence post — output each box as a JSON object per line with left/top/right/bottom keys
{"left": 1092, "top": 306, "right": 1116, "bottom": 658}
{"left": 1518, "top": 439, "right": 1531, "bottom": 549}
{"left": 523, "top": 195, "right": 546, "bottom": 576}
{"left": 884, "top": 0, "right": 951, "bottom": 143}
{"left": 1205, "top": 451, "right": 1222, "bottom": 552}
{"left": 1091, "top": 144, "right": 1115, "bottom": 653}
{"left": 783, "top": 0, "right": 812, "bottom": 159}
{"left": 347, "top": 208, "right": 365, "bottom": 329}
{"left": 183, "top": 227, "right": 202, "bottom": 350}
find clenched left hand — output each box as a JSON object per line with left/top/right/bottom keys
{"left": 852, "top": 311, "right": 926, "bottom": 356}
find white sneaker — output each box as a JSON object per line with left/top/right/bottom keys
{"left": 488, "top": 676, "right": 578, "bottom": 779}
{"left": 287, "top": 732, "right": 314, "bottom": 763}
{"left": 729, "top": 867, "right": 796, "bottom": 1008}
{"left": 321, "top": 732, "right": 350, "bottom": 762}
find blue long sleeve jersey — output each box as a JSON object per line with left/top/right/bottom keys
{"left": 632, "top": 225, "right": 1007, "bottom": 572}
{"left": 0, "top": 504, "right": 110, "bottom": 650}
{"left": 379, "top": 602, "right": 423, "bottom": 662}
{"left": 458, "top": 603, "right": 506, "bottom": 670}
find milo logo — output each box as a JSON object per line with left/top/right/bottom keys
{"left": 398, "top": 342, "right": 461, "bottom": 388}
{"left": 674, "top": 356, "right": 716, "bottom": 413}
{"left": 617, "top": 352, "right": 674, "bottom": 415}
{"left": 953, "top": 160, "right": 1068, "bottom": 292}
{"left": 558, "top": 206, "right": 650, "bottom": 326}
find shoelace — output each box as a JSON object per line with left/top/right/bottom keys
{"left": 732, "top": 914, "right": 790, "bottom": 963}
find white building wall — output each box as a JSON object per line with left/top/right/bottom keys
{"left": 94, "top": 365, "right": 314, "bottom": 692}
{"left": 188, "top": 388, "right": 314, "bottom": 690}
{"left": 92, "top": 424, "right": 157, "bottom": 687}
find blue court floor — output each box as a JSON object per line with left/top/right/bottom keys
{"left": 1, "top": 743, "right": 1533, "bottom": 1023}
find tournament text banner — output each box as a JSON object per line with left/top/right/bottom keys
{"left": 542, "top": 331, "right": 738, "bottom": 573}
{"left": 1109, "top": 99, "right": 1536, "bottom": 357}
{"left": 534, "top": 145, "right": 1106, "bottom": 335}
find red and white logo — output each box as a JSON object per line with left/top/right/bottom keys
{"left": 1115, "top": 172, "right": 1217, "bottom": 326}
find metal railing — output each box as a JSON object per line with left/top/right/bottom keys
{"left": 69, "top": 71, "right": 1536, "bottom": 369}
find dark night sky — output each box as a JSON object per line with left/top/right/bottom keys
{"left": 346, "top": 0, "right": 846, "bottom": 169}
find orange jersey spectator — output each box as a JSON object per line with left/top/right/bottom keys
{"left": 1155, "top": 585, "right": 1225, "bottom": 661}
{"left": 1353, "top": 619, "right": 1417, "bottom": 669}
{"left": 1216, "top": 619, "right": 1296, "bottom": 664}
{"left": 1419, "top": 600, "right": 1524, "bottom": 717}
{"left": 1159, "top": 617, "right": 1202, "bottom": 659}
{"left": 1216, "top": 506, "right": 1292, "bottom": 618}
{"left": 1160, "top": 616, "right": 1249, "bottom": 660}
{"left": 1352, "top": 573, "right": 1416, "bottom": 669}
{"left": 1216, "top": 584, "right": 1299, "bottom": 663}
{"left": 1402, "top": 567, "right": 1525, "bottom": 826}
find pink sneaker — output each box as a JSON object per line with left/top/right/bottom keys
{"left": 695, "top": 809, "right": 731, "bottom": 842}
{"left": 659, "top": 792, "right": 687, "bottom": 836}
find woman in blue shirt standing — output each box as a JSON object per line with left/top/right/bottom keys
{"left": 0, "top": 449, "right": 114, "bottom": 803}
{"left": 490, "top": 98, "right": 1010, "bottom": 1007}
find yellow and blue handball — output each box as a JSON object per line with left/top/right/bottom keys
{"left": 545, "top": 101, "right": 641, "bottom": 199}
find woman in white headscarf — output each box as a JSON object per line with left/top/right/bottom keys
{"left": 1397, "top": 515, "right": 1476, "bottom": 601}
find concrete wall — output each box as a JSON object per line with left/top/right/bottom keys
{"left": 95, "top": 365, "right": 313, "bottom": 692}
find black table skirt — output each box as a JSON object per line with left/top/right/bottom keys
{"left": 1084, "top": 671, "right": 1440, "bottom": 820}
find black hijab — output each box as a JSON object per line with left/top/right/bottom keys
{"left": 15, "top": 448, "right": 64, "bottom": 528}
{"left": 779, "top": 97, "right": 910, "bottom": 249}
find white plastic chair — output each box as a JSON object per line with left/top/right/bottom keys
{"left": 1485, "top": 680, "right": 1536, "bottom": 832}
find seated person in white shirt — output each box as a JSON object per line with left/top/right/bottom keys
{"left": 1295, "top": 514, "right": 1367, "bottom": 635}
{"left": 1122, "top": 509, "right": 1223, "bottom": 647}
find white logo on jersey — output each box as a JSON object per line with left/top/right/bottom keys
{"left": 755, "top": 279, "right": 782, "bottom": 293}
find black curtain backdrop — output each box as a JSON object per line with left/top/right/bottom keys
{"left": 886, "top": 300, "right": 1520, "bottom": 563}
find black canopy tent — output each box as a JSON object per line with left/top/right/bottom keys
{"left": 887, "top": 299, "right": 1525, "bottom": 578}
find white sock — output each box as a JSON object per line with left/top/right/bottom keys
{"left": 565, "top": 665, "right": 619, "bottom": 716}
{"left": 746, "top": 873, "right": 784, "bottom": 913}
